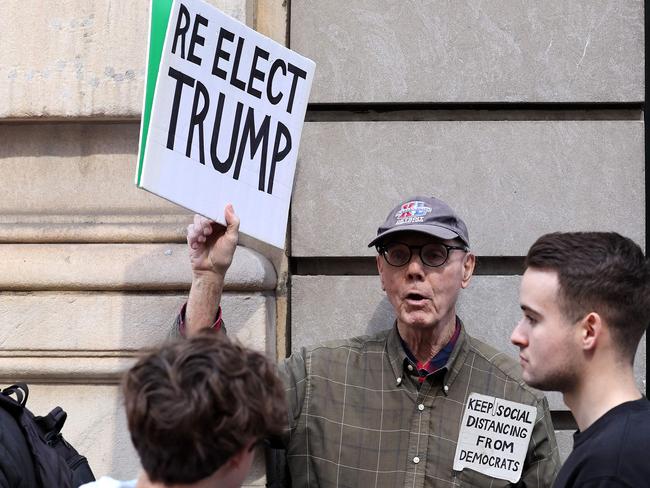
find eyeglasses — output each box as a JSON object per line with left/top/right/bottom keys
{"left": 377, "top": 242, "right": 469, "bottom": 268}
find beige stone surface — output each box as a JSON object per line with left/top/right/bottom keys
{"left": 1, "top": 0, "right": 252, "bottom": 118}
{"left": 0, "top": 243, "right": 276, "bottom": 290}
{"left": 291, "top": 0, "right": 644, "bottom": 103}
{"left": 291, "top": 275, "right": 647, "bottom": 410}
{"left": 22, "top": 383, "right": 267, "bottom": 483}
{"left": 0, "top": 219, "right": 189, "bottom": 244}
{"left": 292, "top": 121, "right": 645, "bottom": 257}
{"left": 255, "top": 0, "right": 287, "bottom": 45}
{"left": 0, "top": 123, "right": 174, "bottom": 216}
{"left": 0, "top": 291, "right": 274, "bottom": 352}
{"left": 0, "top": 357, "right": 136, "bottom": 384}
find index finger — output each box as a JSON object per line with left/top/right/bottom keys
{"left": 193, "top": 214, "right": 215, "bottom": 237}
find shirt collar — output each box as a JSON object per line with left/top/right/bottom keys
{"left": 398, "top": 321, "right": 460, "bottom": 381}
{"left": 385, "top": 318, "right": 469, "bottom": 392}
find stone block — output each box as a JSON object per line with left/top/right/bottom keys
{"left": 255, "top": 0, "right": 287, "bottom": 45}
{"left": 0, "top": 292, "right": 274, "bottom": 352}
{"left": 1, "top": 0, "right": 251, "bottom": 118}
{"left": 22, "top": 384, "right": 266, "bottom": 484}
{"left": 0, "top": 243, "right": 276, "bottom": 290}
{"left": 0, "top": 122, "right": 193, "bottom": 242}
{"left": 291, "top": 0, "right": 644, "bottom": 103}
{"left": 0, "top": 123, "right": 173, "bottom": 217}
{"left": 291, "top": 275, "right": 646, "bottom": 410}
{"left": 292, "top": 121, "right": 644, "bottom": 257}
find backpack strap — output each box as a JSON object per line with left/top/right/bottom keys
{"left": 35, "top": 407, "right": 67, "bottom": 443}
{"left": 2, "top": 383, "right": 29, "bottom": 407}
{"left": 0, "top": 383, "right": 28, "bottom": 418}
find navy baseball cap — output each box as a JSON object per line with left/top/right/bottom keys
{"left": 368, "top": 196, "right": 470, "bottom": 248}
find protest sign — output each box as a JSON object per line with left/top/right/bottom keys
{"left": 136, "top": 0, "right": 315, "bottom": 247}
{"left": 453, "top": 393, "right": 537, "bottom": 483}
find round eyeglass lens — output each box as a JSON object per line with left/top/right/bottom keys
{"left": 420, "top": 243, "right": 448, "bottom": 266}
{"left": 385, "top": 243, "right": 411, "bottom": 266}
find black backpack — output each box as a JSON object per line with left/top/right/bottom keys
{"left": 0, "top": 383, "right": 95, "bottom": 488}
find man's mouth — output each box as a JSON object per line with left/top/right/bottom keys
{"left": 405, "top": 292, "right": 428, "bottom": 303}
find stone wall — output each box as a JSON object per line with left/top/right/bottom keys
{"left": 0, "top": 0, "right": 283, "bottom": 484}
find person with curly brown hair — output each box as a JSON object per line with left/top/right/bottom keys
{"left": 82, "top": 330, "right": 287, "bottom": 488}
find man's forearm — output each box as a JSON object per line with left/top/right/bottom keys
{"left": 186, "top": 274, "right": 225, "bottom": 336}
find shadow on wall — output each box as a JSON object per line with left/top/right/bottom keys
{"left": 366, "top": 296, "right": 396, "bottom": 336}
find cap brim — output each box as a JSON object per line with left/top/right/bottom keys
{"left": 367, "top": 224, "right": 460, "bottom": 247}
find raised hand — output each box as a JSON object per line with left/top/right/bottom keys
{"left": 187, "top": 204, "right": 240, "bottom": 278}
{"left": 185, "top": 204, "right": 240, "bottom": 335}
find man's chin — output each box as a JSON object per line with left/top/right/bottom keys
{"left": 400, "top": 316, "right": 435, "bottom": 329}
{"left": 521, "top": 372, "right": 554, "bottom": 392}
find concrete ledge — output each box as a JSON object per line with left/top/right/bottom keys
{"left": 0, "top": 220, "right": 187, "bottom": 243}
{"left": 0, "top": 291, "right": 274, "bottom": 352}
{"left": 0, "top": 244, "right": 276, "bottom": 290}
{"left": 0, "top": 356, "right": 135, "bottom": 383}
{"left": 291, "top": 0, "right": 643, "bottom": 103}
{"left": 292, "top": 120, "right": 644, "bottom": 256}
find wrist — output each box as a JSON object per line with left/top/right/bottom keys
{"left": 191, "top": 269, "right": 226, "bottom": 286}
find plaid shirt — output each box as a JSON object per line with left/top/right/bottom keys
{"left": 279, "top": 321, "right": 560, "bottom": 487}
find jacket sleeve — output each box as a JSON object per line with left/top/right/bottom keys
{"left": 169, "top": 303, "right": 225, "bottom": 340}
{"left": 276, "top": 349, "right": 309, "bottom": 447}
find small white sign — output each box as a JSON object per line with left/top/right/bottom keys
{"left": 453, "top": 393, "right": 537, "bottom": 483}
{"left": 136, "top": 0, "right": 315, "bottom": 248}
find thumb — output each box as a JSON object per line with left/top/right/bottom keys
{"left": 224, "top": 203, "right": 240, "bottom": 235}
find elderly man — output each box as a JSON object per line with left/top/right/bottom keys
{"left": 182, "top": 196, "right": 559, "bottom": 487}
{"left": 511, "top": 232, "right": 650, "bottom": 488}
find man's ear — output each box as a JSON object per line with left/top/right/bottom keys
{"left": 461, "top": 253, "right": 476, "bottom": 289}
{"left": 578, "top": 312, "right": 602, "bottom": 351}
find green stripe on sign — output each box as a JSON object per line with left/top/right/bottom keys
{"left": 136, "top": 0, "right": 174, "bottom": 187}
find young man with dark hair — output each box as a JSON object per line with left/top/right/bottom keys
{"left": 83, "top": 330, "right": 287, "bottom": 488}
{"left": 511, "top": 231, "right": 650, "bottom": 488}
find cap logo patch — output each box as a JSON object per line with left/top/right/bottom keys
{"left": 394, "top": 201, "right": 431, "bottom": 225}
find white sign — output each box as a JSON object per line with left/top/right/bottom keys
{"left": 136, "top": 0, "right": 315, "bottom": 248}
{"left": 453, "top": 393, "right": 537, "bottom": 483}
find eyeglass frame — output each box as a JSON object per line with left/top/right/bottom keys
{"left": 376, "top": 241, "right": 469, "bottom": 268}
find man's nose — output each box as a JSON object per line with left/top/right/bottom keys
{"left": 405, "top": 253, "right": 426, "bottom": 279}
{"left": 510, "top": 320, "right": 528, "bottom": 347}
